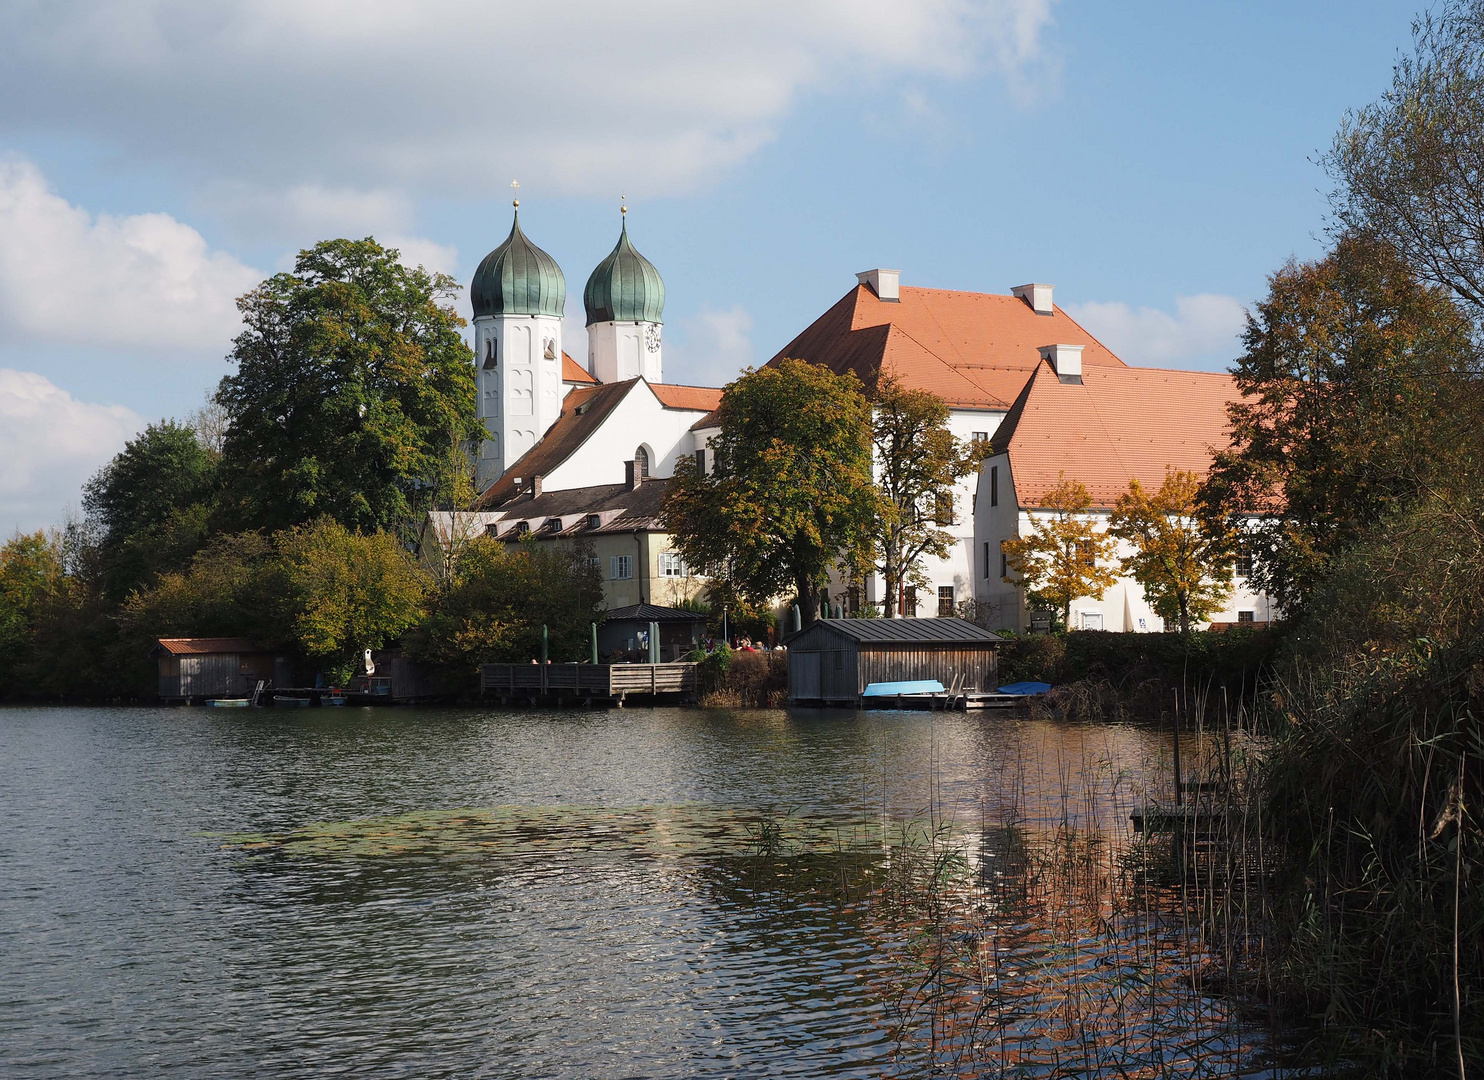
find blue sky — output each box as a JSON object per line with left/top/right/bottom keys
{"left": 0, "top": 0, "right": 1418, "bottom": 532}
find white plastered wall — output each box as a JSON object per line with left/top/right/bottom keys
{"left": 589, "top": 320, "right": 662, "bottom": 384}
{"left": 972, "top": 451, "right": 1276, "bottom": 631}
{"left": 473, "top": 312, "right": 564, "bottom": 487}
{"left": 540, "top": 379, "right": 711, "bottom": 493}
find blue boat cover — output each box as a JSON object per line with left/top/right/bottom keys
{"left": 996, "top": 681, "right": 1051, "bottom": 696}
{"left": 862, "top": 680, "right": 946, "bottom": 697}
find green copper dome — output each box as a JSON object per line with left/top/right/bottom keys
{"left": 583, "top": 220, "right": 665, "bottom": 326}
{"left": 471, "top": 211, "right": 566, "bottom": 319}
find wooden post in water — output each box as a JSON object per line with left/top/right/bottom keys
{"left": 1172, "top": 688, "right": 1183, "bottom": 807}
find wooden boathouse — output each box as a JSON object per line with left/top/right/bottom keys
{"left": 786, "top": 618, "right": 1002, "bottom": 706}
{"left": 153, "top": 638, "right": 287, "bottom": 701}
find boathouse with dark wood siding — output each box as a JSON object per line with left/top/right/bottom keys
{"left": 152, "top": 638, "right": 285, "bottom": 701}
{"left": 786, "top": 618, "right": 1002, "bottom": 705}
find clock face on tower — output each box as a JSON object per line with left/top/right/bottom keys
{"left": 644, "top": 324, "right": 661, "bottom": 352}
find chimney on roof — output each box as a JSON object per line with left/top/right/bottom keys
{"left": 856, "top": 268, "right": 900, "bottom": 302}
{"left": 625, "top": 460, "right": 639, "bottom": 490}
{"left": 1039, "top": 344, "right": 1084, "bottom": 384}
{"left": 531, "top": 474, "right": 542, "bottom": 497}
{"left": 1012, "top": 283, "right": 1054, "bottom": 315}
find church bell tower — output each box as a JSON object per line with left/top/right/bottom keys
{"left": 468, "top": 199, "right": 566, "bottom": 487}
{"left": 584, "top": 207, "right": 665, "bottom": 384}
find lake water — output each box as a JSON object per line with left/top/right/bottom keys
{"left": 0, "top": 705, "right": 1270, "bottom": 1078}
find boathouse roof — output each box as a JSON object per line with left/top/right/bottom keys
{"left": 789, "top": 618, "right": 1002, "bottom": 648}
{"left": 152, "top": 637, "right": 269, "bottom": 656}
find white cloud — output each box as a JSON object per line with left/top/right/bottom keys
{"left": 207, "top": 182, "right": 415, "bottom": 245}
{"left": 0, "top": 158, "right": 262, "bottom": 351}
{"left": 666, "top": 305, "right": 755, "bottom": 386}
{"left": 1064, "top": 293, "right": 1247, "bottom": 369}
{"left": 386, "top": 236, "right": 460, "bottom": 278}
{"left": 0, "top": 1, "right": 1057, "bottom": 199}
{"left": 0, "top": 369, "right": 142, "bottom": 533}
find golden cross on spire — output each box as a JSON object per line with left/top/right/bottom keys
{"left": 510, "top": 179, "right": 520, "bottom": 208}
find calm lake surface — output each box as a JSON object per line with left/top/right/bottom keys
{"left": 0, "top": 705, "right": 1262, "bottom": 1078}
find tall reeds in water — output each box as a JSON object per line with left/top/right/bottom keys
{"left": 738, "top": 695, "right": 1294, "bottom": 1078}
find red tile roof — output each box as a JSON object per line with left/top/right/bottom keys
{"left": 562, "top": 351, "right": 598, "bottom": 384}
{"left": 768, "top": 284, "right": 1127, "bottom": 409}
{"left": 649, "top": 383, "right": 723, "bottom": 412}
{"left": 153, "top": 637, "right": 268, "bottom": 656}
{"left": 991, "top": 362, "right": 1240, "bottom": 509}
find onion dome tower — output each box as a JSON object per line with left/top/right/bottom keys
{"left": 469, "top": 199, "right": 567, "bottom": 486}
{"left": 583, "top": 208, "right": 665, "bottom": 384}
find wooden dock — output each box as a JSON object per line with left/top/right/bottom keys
{"left": 1130, "top": 802, "right": 1231, "bottom": 835}
{"left": 479, "top": 662, "right": 698, "bottom": 706}
{"left": 856, "top": 690, "right": 1024, "bottom": 711}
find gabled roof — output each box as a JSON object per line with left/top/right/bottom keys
{"left": 991, "top": 361, "right": 1241, "bottom": 509}
{"left": 650, "top": 383, "right": 722, "bottom": 412}
{"left": 473, "top": 380, "right": 638, "bottom": 508}
{"left": 792, "top": 617, "right": 1002, "bottom": 646}
{"left": 153, "top": 637, "right": 269, "bottom": 656}
{"left": 604, "top": 603, "right": 707, "bottom": 623}
{"left": 474, "top": 378, "right": 720, "bottom": 508}
{"left": 562, "top": 351, "right": 598, "bottom": 385}
{"left": 482, "top": 477, "right": 671, "bottom": 533}
{"left": 768, "top": 284, "right": 1126, "bottom": 410}
{"left": 690, "top": 409, "right": 720, "bottom": 431}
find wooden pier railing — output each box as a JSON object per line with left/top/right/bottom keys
{"left": 479, "top": 662, "right": 697, "bottom": 701}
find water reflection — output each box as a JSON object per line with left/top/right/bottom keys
{"left": 0, "top": 704, "right": 1270, "bottom": 1078}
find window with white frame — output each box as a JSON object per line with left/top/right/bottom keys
{"left": 658, "top": 552, "right": 689, "bottom": 578}
{"left": 610, "top": 555, "right": 633, "bottom": 580}
{"left": 1234, "top": 540, "right": 1254, "bottom": 578}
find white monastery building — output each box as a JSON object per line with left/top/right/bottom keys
{"left": 452, "top": 206, "right": 1273, "bottom": 630}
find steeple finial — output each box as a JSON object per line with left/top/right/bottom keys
{"left": 511, "top": 179, "right": 520, "bottom": 208}
{"left": 620, "top": 193, "right": 626, "bottom": 217}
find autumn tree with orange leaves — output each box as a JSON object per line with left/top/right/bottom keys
{"left": 1002, "top": 474, "right": 1117, "bottom": 631}
{"left": 1111, "top": 468, "right": 1234, "bottom": 635}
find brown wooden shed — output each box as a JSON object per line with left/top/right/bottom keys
{"left": 786, "top": 618, "right": 1002, "bottom": 705}
{"left": 152, "top": 638, "right": 283, "bottom": 701}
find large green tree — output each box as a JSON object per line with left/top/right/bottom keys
{"left": 409, "top": 537, "right": 605, "bottom": 679}
{"left": 83, "top": 421, "right": 216, "bottom": 599}
{"left": 117, "top": 531, "right": 282, "bottom": 650}
{"left": 0, "top": 531, "right": 67, "bottom": 685}
{"left": 274, "top": 518, "right": 427, "bottom": 675}
{"left": 215, "top": 238, "right": 482, "bottom": 533}
{"left": 662, "top": 358, "right": 875, "bottom": 625}
{"left": 1199, "top": 232, "right": 1475, "bottom": 613}
{"left": 868, "top": 378, "right": 985, "bottom": 616}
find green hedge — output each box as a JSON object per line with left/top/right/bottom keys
{"left": 997, "top": 627, "right": 1282, "bottom": 702}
